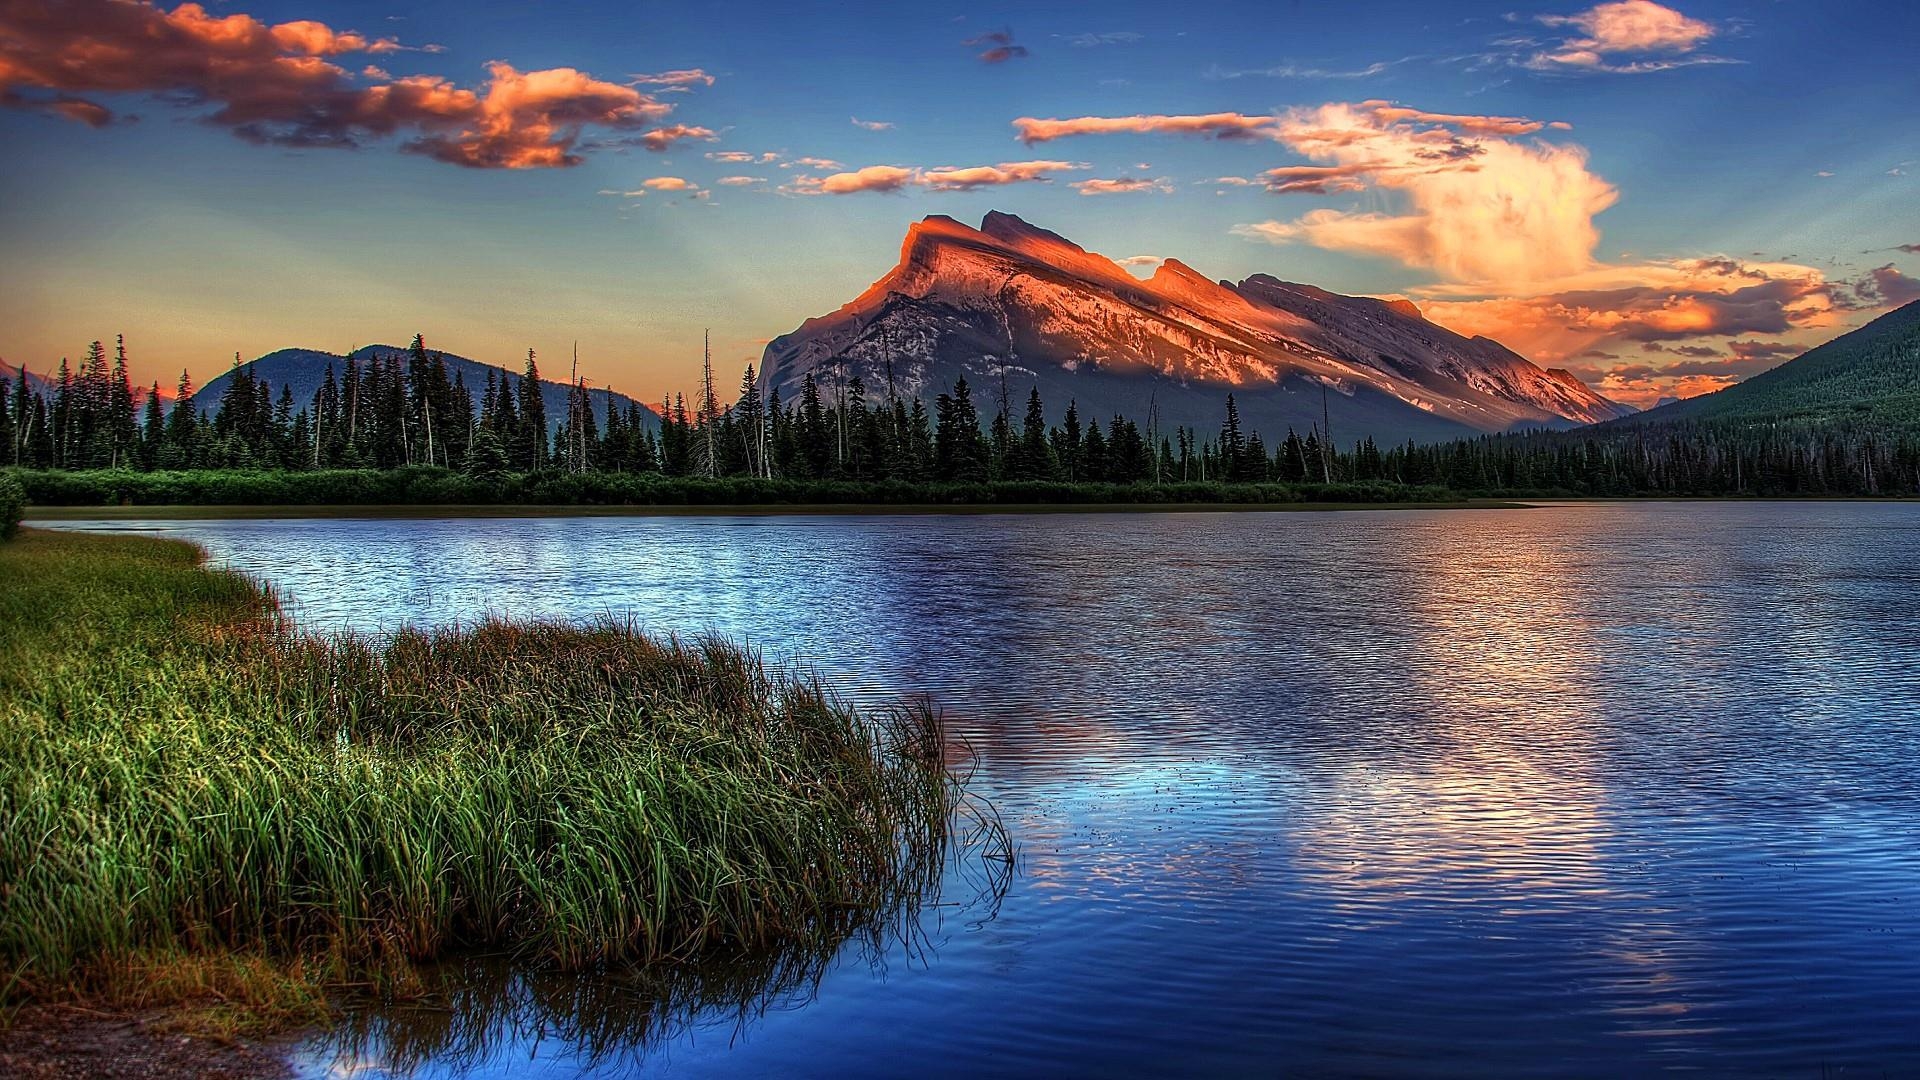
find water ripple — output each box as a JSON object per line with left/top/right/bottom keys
{"left": 43, "top": 501, "right": 1920, "bottom": 1076}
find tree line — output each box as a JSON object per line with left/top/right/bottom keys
{"left": 7, "top": 334, "right": 1919, "bottom": 497}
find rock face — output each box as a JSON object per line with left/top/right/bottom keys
{"left": 761, "top": 212, "right": 1632, "bottom": 443}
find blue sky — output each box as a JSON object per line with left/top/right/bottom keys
{"left": 2, "top": 0, "right": 1916, "bottom": 405}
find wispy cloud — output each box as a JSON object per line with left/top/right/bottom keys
{"left": 1204, "top": 58, "right": 1413, "bottom": 80}
{"left": 784, "top": 159, "right": 1084, "bottom": 195}
{"left": 1059, "top": 31, "right": 1142, "bottom": 48}
{"left": 1072, "top": 177, "right": 1173, "bottom": 195}
{"left": 851, "top": 116, "right": 894, "bottom": 131}
{"left": 1013, "top": 112, "right": 1277, "bottom": 144}
{"left": 963, "top": 29, "right": 1029, "bottom": 64}
{"left": 627, "top": 69, "right": 715, "bottom": 88}
{"left": 634, "top": 124, "right": 716, "bottom": 151}
{"left": 707, "top": 150, "right": 780, "bottom": 164}
{"left": 922, "top": 160, "right": 1083, "bottom": 190}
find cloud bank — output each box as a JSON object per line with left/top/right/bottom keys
{"left": 0, "top": 0, "right": 705, "bottom": 168}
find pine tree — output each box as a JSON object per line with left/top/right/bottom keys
{"left": 734, "top": 365, "right": 767, "bottom": 478}
{"left": 1016, "top": 387, "right": 1053, "bottom": 480}
{"left": 163, "top": 370, "right": 197, "bottom": 469}
{"left": 933, "top": 377, "right": 987, "bottom": 483}
{"left": 108, "top": 336, "right": 136, "bottom": 468}
{"left": 0, "top": 375, "right": 13, "bottom": 466}
{"left": 139, "top": 381, "right": 163, "bottom": 469}
{"left": 1081, "top": 417, "right": 1109, "bottom": 481}
{"left": 1058, "top": 400, "right": 1082, "bottom": 482}
{"left": 798, "top": 373, "right": 830, "bottom": 479}
{"left": 517, "top": 349, "right": 548, "bottom": 471}
{"left": 1219, "top": 394, "right": 1246, "bottom": 482}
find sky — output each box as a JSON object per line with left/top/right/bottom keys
{"left": 2, "top": 0, "right": 1917, "bottom": 408}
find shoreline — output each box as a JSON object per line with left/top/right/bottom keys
{"left": 0, "top": 528, "right": 987, "bottom": 1078}
{"left": 23, "top": 495, "right": 1918, "bottom": 522}
{"left": 23, "top": 499, "right": 1531, "bottom": 520}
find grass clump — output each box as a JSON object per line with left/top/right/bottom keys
{"left": 0, "top": 473, "right": 22, "bottom": 540}
{"left": 0, "top": 528, "right": 970, "bottom": 1025}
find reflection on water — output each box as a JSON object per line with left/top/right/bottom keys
{"left": 312, "top": 930, "right": 894, "bottom": 1078}
{"left": 43, "top": 501, "right": 1920, "bottom": 1076}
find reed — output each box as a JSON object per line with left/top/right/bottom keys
{"left": 0, "top": 528, "right": 974, "bottom": 1024}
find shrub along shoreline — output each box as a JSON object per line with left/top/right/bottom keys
{"left": 0, "top": 527, "right": 980, "bottom": 1043}
{"left": 6, "top": 466, "right": 1460, "bottom": 508}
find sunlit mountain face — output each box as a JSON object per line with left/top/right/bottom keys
{"left": 762, "top": 212, "right": 1633, "bottom": 443}
{"left": 1, "top": 0, "right": 1916, "bottom": 412}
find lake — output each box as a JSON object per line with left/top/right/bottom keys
{"left": 42, "top": 501, "right": 1920, "bottom": 1077}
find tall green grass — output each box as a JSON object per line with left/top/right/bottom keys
{"left": 0, "top": 473, "right": 22, "bottom": 539}
{"left": 0, "top": 528, "right": 981, "bottom": 1018}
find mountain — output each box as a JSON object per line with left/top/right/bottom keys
{"left": 1607, "top": 298, "right": 1920, "bottom": 430}
{"left": 761, "top": 212, "right": 1631, "bottom": 444}
{"left": 4, "top": 360, "right": 168, "bottom": 407}
{"left": 1, "top": 361, "right": 54, "bottom": 398}
{"left": 194, "top": 345, "right": 659, "bottom": 433}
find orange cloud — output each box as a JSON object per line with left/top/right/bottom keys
{"left": 1235, "top": 102, "right": 1614, "bottom": 286}
{"left": 1362, "top": 104, "right": 1551, "bottom": 136}
{"left": 1530, "top": 1, "right": 1727, "bottom": 73}
{"left": 1863, "top": 264, "right": 1920, "bottom": 307}
{"left": 1261, "top": 163, "right": 1408, "bottom": 194}
{"left": 635, "top": 123, "right": 716, "bottom": 151}
{"left": 1072, "top": 177, "right": 1174, "bottom": 195}
{"left": 708, "top": 150, "right": 780, "bottom": 164}
{"left": 1012, "top": 112, "right": 1277, "bottom": 145}
{"left": 641, "top": 176, "right": 695, "bottom": 191}
{"left": 922, "top": 160, "right": 1083, "bottom": 190}
{"left": 0, "top": 0, "right": 679, "bottom": 168}
{"left": 1224, "top": 99, "right": 1897, "bottom": 400}
{"left": 266, "top": 19, "right": 396, "bottom": 56}
{"left": 786, "top": 160, "right": 1083, "bottom": 195}
{"left": 787, "top": 165, "right": 917, "bottom": 195}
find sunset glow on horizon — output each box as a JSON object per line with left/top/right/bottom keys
{"left": 3, "top": 0, "right": 1916, "bottom": 408}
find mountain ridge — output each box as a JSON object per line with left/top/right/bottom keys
{"left": 762, "top": 212, "right": 1632, "bottom": 444}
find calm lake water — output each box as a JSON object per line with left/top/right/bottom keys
{"left": 44, "top": 502, "right": 1920, "bottom": 1077}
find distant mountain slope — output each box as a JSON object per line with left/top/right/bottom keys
{"left": 1612, "top": 299, "right": 1920, "bottom": 429}
{"left": 762, "top": 212, "right": 1631, "bottom": 444}
{"left": 4, "top": 360, "right": 167, "bottom": 407}
{"left": 194, "top": 345, "right": 659, "bottom": 433}
{"left": 2, "top": 361, "right": 55, "bottom": 398}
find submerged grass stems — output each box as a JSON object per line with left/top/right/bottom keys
{"left": 0, "top": 528, "right": 990, "bottom": 1030}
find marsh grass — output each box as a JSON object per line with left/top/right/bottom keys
{"left": 0, "top": 528, "right": 988, "bottom": 1032}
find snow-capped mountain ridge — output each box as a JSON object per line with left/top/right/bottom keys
{"left": 761, "top": 213, "right": 1630, "bottom": 443}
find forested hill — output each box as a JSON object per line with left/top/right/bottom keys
{"left": 1396, "top": 301, "right": 1920, "bottom": 497}
{"left": 197, "top": 345, "right": 659, "bottom": 435}
{"left": 1607, "top": 299, "right": 1920, "bottom": 430}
